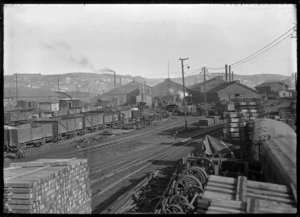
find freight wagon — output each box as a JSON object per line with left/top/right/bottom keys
{"left": 4, "top": 109, "right": 39, "bottom": 125}
{"left": 251, "top": 118, "right": 296, "bottom": 188}
{"left": 82, "top": 112, "right": 104, "bottom": 132}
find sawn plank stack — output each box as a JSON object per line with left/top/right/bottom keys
{"left": 3, "top": 158, "right": 92, "bottom": 214}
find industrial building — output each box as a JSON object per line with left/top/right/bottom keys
{"left": 189, "top": 76, "right": 226, "bottom": 92}
{"left": 206, "top": 80, "right": 260, "bottom": 102}
{"left": 255, "top": 81, "right": 289, "bottom": 97}
{"left": 101, "top": 80, "right": 152, "bottom": 106}
{"left": 152, "top": 79, "right": 201, "bottom": 104}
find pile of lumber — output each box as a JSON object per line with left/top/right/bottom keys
{"left": 3, "top": 158, "right": 91, "bottom": 214}
{"left": 196, "top": 175, "right": 297, "bottom": 213}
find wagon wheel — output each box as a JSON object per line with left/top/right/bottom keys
{"left": 162, "top": 204, "right": 184, "bottom": 214}
{"left": 169, "top": 194, "right": 189, "bottom": 204}
{"left": 182, "top": 166, "right": 208, "bottom": 185}
{"left": 193, "top": 157, "right": 215, "bottom": 175}
{"left": 179, "top": 202, "right": 195, "bottom": 214}
{"left": 175, "top": 175, "right": 202, "bottom": 195}
{"left": 185, "top": 186, "right": 204, "bottom": 201}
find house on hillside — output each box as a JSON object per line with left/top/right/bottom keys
{"left": 206, "top": 80, "right": 260, "bottom": 102}
{"left": 152, "top": 78, "right": 201, "bottom": 106}
{"left": 189, "top": 76, "right": 226, "bottom": 92}
{"left": 255, "top": 81, "right": 289, "bottom": 97}
{"left": 101, "top": 80, "right": 152, "bottom": 106}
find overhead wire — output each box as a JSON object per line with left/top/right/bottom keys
{"left": 231, "top": 26, "right": 296, "bottom": 66}
{"left": 232, "top": 33, "right": 293, "bottom": 68}
{"left": 205, "top": 26, "right": 296, "bottom": 69}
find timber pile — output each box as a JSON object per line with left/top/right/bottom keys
{"left": 196, "top": 175, "right": 297, "bottom": 213}
{"left": 3, "top": 158, "right": 92, "bottom": 214}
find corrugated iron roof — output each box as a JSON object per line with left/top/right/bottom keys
{"left": 102, "top": 81, "right": 150, "bottom": 95}
{"left": 208, "top": 81, "right": 258, "bottom": 93}
{"left": 256, "top": 81, "right": 289, "bottom": 88}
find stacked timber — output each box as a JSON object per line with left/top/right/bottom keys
{"left": 234, "top": 98, "right": 265, "bottom": 128}
{"left": 3, "top": 158, "right": 91, "bottom": 214}
{"left": 196, "top": 175, "right": 297, "bottom": 214}
{"left": 223, "top": 112, "right": 245, "bottom": 141}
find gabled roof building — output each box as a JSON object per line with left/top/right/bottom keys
{"left": 189, "top": 76, "right": 226, "bottom": 92}
{"left": 206, "top": 80, "right": 260, "bottom": 102}
{"left": 255, "top": 81, "right": 289, "bottom": 94}
{"left": 101, "top": 80, "right": 152, "bottom": 105}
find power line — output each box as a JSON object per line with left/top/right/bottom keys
{"left": 231, "top": 26, "right": 296, "bottom": 66}
{"left": 232, "top": 33, "right": 292, "bottom": 68}
{"left": 206, "top": 26, "right": 296, "bottom": 69}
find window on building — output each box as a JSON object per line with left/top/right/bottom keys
{"left": 235, "top": 94, "right": 240, "bottom": 97}
{"left": 283, "top": 92, "right": 285, "bottom": 96}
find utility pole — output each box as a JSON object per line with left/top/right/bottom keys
{"left": 228, "top": 65, "right": 231, "bottom": 82}
{"left": 179, "top": 57, "right": 188, "bottom": 131}
{"left": 225, "top": 64, "right": 228, "bottom": 82}
{"left": 202, "top": 67, "right": 207, "bottom": 117}
{"left": 113, "top": 71, "right": 116, "bottom": 89}
{"left": 15, "top": 73, "right": 18, "bottom": 109}
{"left": 58, "top": 77, "right": 60, "bottom": 92}
{"left": 167, "top": 61, "right": 169, "bottom": 103}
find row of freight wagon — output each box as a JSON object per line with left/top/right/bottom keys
{"left": 4, "top": 109, "right": 144, "bottom": 157}
{"left": 4, "top": 105, "right": 127, "bottom": 126}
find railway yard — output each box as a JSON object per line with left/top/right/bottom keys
{"left": 3, "top": 99, "right": 297, "bottom": 214}
{"left": 4, "top": 114, "right": 222, "bottom": 213}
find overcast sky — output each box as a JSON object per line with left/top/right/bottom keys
{"left": 4, "top": 4, "right": 296, "bottom": 78}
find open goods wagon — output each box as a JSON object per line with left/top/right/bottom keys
{"left": 82, "top": 112, "right": 104, "bottom": 132}
{"left": 33, "top": 115, "right": 84, "bottom": 140}
{"left": 4, "top": 109, "right": 39, "bottom": 125}
{"left": 4, "top": 124, "right": 53, "bottom": 158}
{"left": 250, "top": 118, "right": 296, "bottom": 188}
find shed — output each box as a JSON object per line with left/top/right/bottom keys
{"left": 152, "top": 78, "right": 201, "bottom": 105}
{"left": 101, "top": 80, "right": 151, "bottom": 105}
{"left": 206, "top": 81, "right": 260, "bottom": 102}
{"left": 255, "top": 81, "right": 289, "bottom": 94}
{"left": 189, "top": 76, "right": 226, "bottom": 92}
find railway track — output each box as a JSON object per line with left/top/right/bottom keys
{"left": 13, "top": 117, "right": 185, "bottom": 160}
{"left": 89, "top": 125, "right": 223, "bottom": 210}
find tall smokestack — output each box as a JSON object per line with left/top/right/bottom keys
{"left": 228, "top": 65, "right": 231, "bottom": 82}
{"left": 119, "top": 77, "right": 122, "bottom": 87}
{"left": 232, "top": 71, "right": 234, "bottom": 81}
{"left": 225, "top": 64, "right": 228, "bottom": 82}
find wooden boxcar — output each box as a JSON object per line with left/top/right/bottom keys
{"left": 104, "top": 114, "right": 113, "bottom": 128}
{"left": 83, "top": 113, "right": 104, "bottom": 132}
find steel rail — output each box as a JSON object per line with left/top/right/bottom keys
{"left": 89, "top": 125, "right": 223, "bottom": 180}
{"left": 91, "top": 127, "right": 223, "bottom": 200}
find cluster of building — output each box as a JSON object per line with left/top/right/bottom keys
{"left": 4, "top": 74, "right": 296, "bottom": 116}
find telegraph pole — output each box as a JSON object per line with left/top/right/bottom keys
{"left": 167, "top": 61, "right": 169, "bottom": 103}
{"left": 15, "top": 73, "right": 18, "bottom": 109}
{"left": 113, "top": 71, "right": 116, "bottom": 89}
{"left": 202, "top": 67, "right": 207, "bottom": 117}
{"left": 58, "top": 77, "right": 60, "bottom": 92}
{"left": 179, "top": 57, "right": 188, "bottom": 131}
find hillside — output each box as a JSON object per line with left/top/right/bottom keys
{"left": 4, "top": 72, "right": 296, "bottom": 99}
